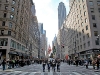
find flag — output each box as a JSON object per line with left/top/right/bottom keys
{"left": 48, "top": 45, "right": 51, "bottom": 54}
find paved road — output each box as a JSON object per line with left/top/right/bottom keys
{"left": 0, "top": 63, "right": 100, "bottom": 75}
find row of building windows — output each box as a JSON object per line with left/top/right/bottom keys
{"left": 0, "top": 38, "right": 8, "bottom": 46}
{"left": 0, "top": 0, "right": 16, "bottom": 4}
{"left": 2, "top": 21, "right": 13, "bottom": 28}
{"left": 89, "top": 1, "right": 100, "bottom": 6}
{"left": 10, "top": 39, "right": 25, "bottom": 51}
{"left": 76, "top": 38, "right": 100, "bottom": 51}
{"left": 3, "top": 13, "right": 14, "bottom": 19}
{"left": 1, "top": 30, "right": 11, "bottom": 35}
{"left": 76, "top": 41, "right": 90, "bottom": 50}
{"left": 74, "top": 30, "right": 99, "bottom": 43}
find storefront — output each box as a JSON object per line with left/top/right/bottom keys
{"left": 79, "top": 49, "right": 100, "bottom": 60}
{"left": 0, "top": 49, "right": 6, "bottom": 60}
{"left": 8, "top": 51, "right": 17, "bottom": 60}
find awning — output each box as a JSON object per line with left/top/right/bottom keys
{"left": 17, "top": 52, "right": 23, "bottom": 56}
{"left": 8, "top": 51, "right": 17, "bottom": 55}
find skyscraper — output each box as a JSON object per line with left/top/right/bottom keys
{"left": 58, "top": 2, "right": 66, "bottom": 30}
{"left": 38, "top": 23, "right": 43, "bottom": 34}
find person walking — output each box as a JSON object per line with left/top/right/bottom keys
{"left": 42, "top": 60, "right": 46, "bottom": 72}
{"left": 47, "top": 61, "right": 50, "bottom": 72}
{"left": 2, "top": 59, "right": 6, "bottom": 71}
{"left": 92, "top": 59, "right": 96, "bottom": 69}
{"left": 57, "top": 59, "right": 60, "bottom": 72}
{"left": 52, "top": 60, "right": 56, "bottom": 72}
{"left": 96, "top": 58, "right": 99, "bottom": 70}
{"left": 85, "top": 59, "right": 88, "bottom": 69}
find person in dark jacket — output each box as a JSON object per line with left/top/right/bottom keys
{"left": 2, "top": 59, "right": 6, "bottom": 70}
{"left": 52, "top": 60, "right": 56, "bottom": 72}
{"left": 56, "top": 59, "right": 60, "bottom": 72}
{"left": 47, "top": 61, "right": 50, "bottom": 72}
{"left": 96, "top": 58, "right": 99, "bottom": 70}
{"left": 42, "top": 60, "right": 46, "bottom": 72}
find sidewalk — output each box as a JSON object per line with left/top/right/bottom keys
{"left": 0, "top": 65, "right": 15, "bottom": 72}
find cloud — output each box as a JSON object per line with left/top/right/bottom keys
{"left": 33, "top": 0, "right": 69, "bottom": 45}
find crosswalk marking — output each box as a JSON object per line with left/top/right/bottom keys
{"left": 0, "top": 71, "right": 100, "bottom": 75}
{"left": 72, "top": 72, "right": 82, "bottom": 75}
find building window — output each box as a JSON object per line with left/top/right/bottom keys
{"left": 92, "top": 15, "right": 95, "bottom": 20}
{"left": 85, "top": 18, "right": 87, "bottom": 23}
{"left": 93, "top": 23, "right": 97, "bottom": 28}
{"left": 88, "top": 41, "right": 90, "bottom": 46}
{"left": 80, "top": 38, "right": 82, "bottom": 43}
{"left": 79, "top": 32, "right": 81, "bottom": 36}
{"left": 10, "top": 14, "right": 14, "bottom": 19}
{"left": 4, "top": 13, "right": 7, "bottom": 18}
{"left": 81, "top": 22, "right": 83, "bottom": 26}
{"left": 1, "top": 30, "right": 4, "bottom": 35}
{"left": 78, "top": 46, "right": 79, "bottom": 50}
{"left": 87, "top": 33, "right": 89, "bottom": 38}
{"left": 97, "top": 1, "right": 100, "bottom": 6}
{"left": 77, "top": 34, "right": 78, "bottom": 38}
{"left": 10, "top": 40, "right": 14, "bottom": 48}
{"left": 80, "top": 45, "right": 82, "bottom": 49}
{"left": 98, "top": 8, "right": 100, "bottom": 13}
{"left": 84, "top": 43, "right": 86, "bottom": 48}
{"left": 84, "top": 11, "right": 86, "bottom": 16}
{"left": 77, "top": 15, "right": 79, "bottom": 18}
{"left": 83, "top": 36, "right": 85, "bottom": 41}
{"left": 17, "top": 43, "right": 20, "bottom": 49}
{"left": 94, "top": 31, "right": 98, "bottom": 36}
{"left": 86, "top": 25, "right": 88, "bottom": 30}
{"left": 95, "top": 39, "right": 99, "bottom": 45}
{"left": 9, "top": 22, "right": 12, "bottom": 28}
{"left": 12, "top": 0, "right": 15, "bottom": 4}
{"left": 83, "top": 5, "right": 85, "bottom": 9}
{"left": 11, "top": 7, "right": 15, "bottom": 12}
{"left": 8, "top": 31, "right": 11, "bottom": 35}
{"left": 0, "top": 38, "right": 8, "bottom": 46}
{"left": 82, "top": 29, "right": 84, "bottom": 33}
{"left": 89, "top": 1, "right": 93, "bottom": 6}
{"left": 5, "top": 6, "right": 8, "bottom": 10}
{"left": 6, "top": 0, "right": 9, "bottom": 3}
{"left": 80, "top": 16, "right": 82, "bottom": 20}
{"left": 80, "top": 10, "right": 81, "bottom": 14}
{"left": 90, "top": 8, "right": 94, "bottom": 13}
{"left": 2, "top": 21, "right": 5, "bottom": 26}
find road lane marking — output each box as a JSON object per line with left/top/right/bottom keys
{"left": 72, "top": 72, "right": 81, "bottom": 75}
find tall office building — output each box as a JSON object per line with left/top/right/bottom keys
{"left": 58, "top": 2, "right": 66, "bottom": 30}
{"left": 38, "top": 23, "right": 43, "bottom": 34}
{"left": 65, "top": 0, "right": 100, "bottom": 59}
{"left": 0, "top": 0, "right": 36, "bottom": 60}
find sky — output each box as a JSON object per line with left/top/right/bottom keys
{"left": 33, "top": 0, "right": 69, "bottom": 46}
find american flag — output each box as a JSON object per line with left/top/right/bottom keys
{"left": 48, "top": 45, "right": 52, "bottom": 54}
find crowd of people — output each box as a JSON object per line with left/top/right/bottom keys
{"left": 0, "top": 58, "right": 32, "bottom": 70}
{"left": 67, "top": 57, "right": 100, "bottom": 70}
{"left": 0, "top": 57, "right": 99, "bottom": 71}
{"left": 42, "top": 58, "right": 61, "bottom": 72}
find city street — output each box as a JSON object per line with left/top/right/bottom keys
{"left": 0, "top": 63, "right": 100, "bottom": 75}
